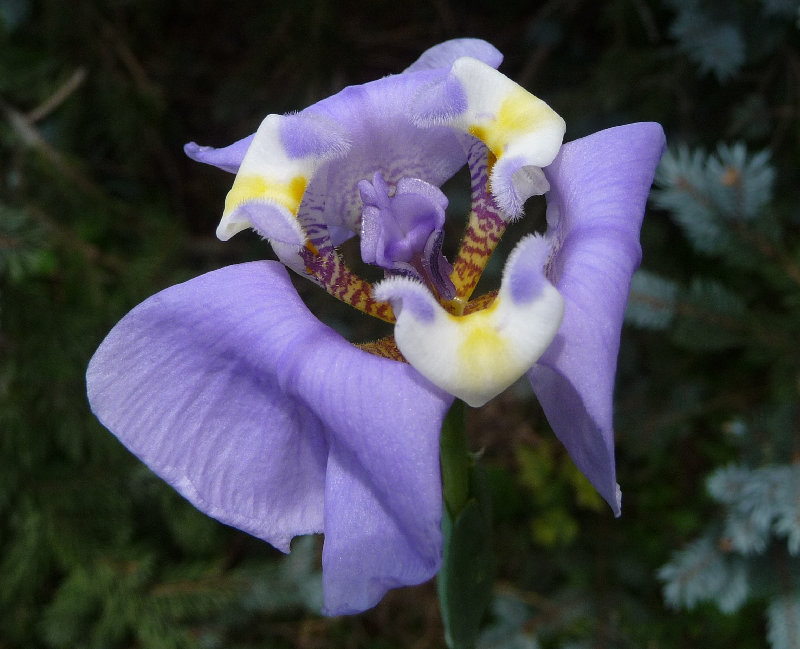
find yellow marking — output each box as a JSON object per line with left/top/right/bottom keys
{"left": 458, "top": 322, "right": 511, "bottom": 378}
{"left": 304, "top": 240, "right": 319, "bottom": 256}
{"left": 486, "top": 150, "right": 497, "bottom": 182}
{"left": 450, "top": 298, "right": 520, "bottom": 387}
{"left": 224, "top": 174, "right": 308, "bottom": 215}
{"left": 468, "top": 88, "right": 553, "bottom": 156}
{"left": 460, "top": 326, "right": 507, "bottom": 366}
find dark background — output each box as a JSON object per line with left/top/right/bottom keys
{"left": 2, "top": 1, "right": 799, "bottom": 647}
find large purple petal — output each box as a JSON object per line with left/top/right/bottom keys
{"left": 321, "top": 373, "right": 451, "bottom": 613}
{"left": 86, "top": 261, "right": 452, "bottom": 614}
{"left": 87, "top": 262, "right": 328, "bottom": 550}
{"left": 529, "top": 123, "right": 666, "bottom": 515}
{"left": 270, "top": 282, "right": 453, "bottom": 612}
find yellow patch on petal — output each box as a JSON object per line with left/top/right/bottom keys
{"left": 458, "top": 318, "right": 504, "bottom": 358}
{"left": 469, "top": 87, "right": 555, "bottom": 157}
{"left": 449, "top": 299, "right": 531, "bottom": 400}
{"left": 224, "top": 174, "right": 308, "bottom": 216}
{"left": 457, "top": 317, "right": 511, "bottom": 378}
{"left": 376, "top": 249, "right": 564, "bottom": 407}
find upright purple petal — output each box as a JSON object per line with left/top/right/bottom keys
{"left": 403, "top": 38, "right": 503, "bottom": 73}
{"left": 87, "top": 261, "right": 452, "bottom": 614}
{"left": 187, "top": 65, "right": 471, "bottom": 239}
{"left": 184, "top": 39, "right": 499, "bottom": 178}
{"left": 307, "top": 71, "right": 466, "bottom": 232}
{"left": 529, "top": 123, "right": 666, "bottom": 515}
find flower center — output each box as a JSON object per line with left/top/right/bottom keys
{"left": 359, "top": 171, "right": 455, "bottom": 301}
{"left": 295, "top": 138, "right": 509, "bottom": 359}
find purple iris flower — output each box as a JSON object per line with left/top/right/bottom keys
{"left": 87, "top": 39, "right": 665, "bottom": 615}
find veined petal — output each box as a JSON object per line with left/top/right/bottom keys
{"left": 87, "top": 261, "right": 452, "bottom": 615}
{"left": 219, "top": 113, "right": 349, "bottom": 242}
{"left": 404, "top": 38, "right": 503, "bottom": 73}
{"left": 376, "top": 235, "right": 564, "bottom": 407}
{"left": 413, "top": 57, "right": 565, "bottom": 218}
{"left": 189, "top": 49, "right": 476, "bottom": 246}
{"left": 185, "top": 38, "right": 500, "bottom": 179}
{"left": 307, "top": 72, "right": 466, "bottom": 233}
{"left": 316, "top": 365, "right": 452, "bottom": 614}
{"left": 529, "top": 122, "right": 666, "bottom": 516}
{"left": 86, "top": 262, "right": 328, "bottom": 551}
{"left": 266, "top": 263, "right": 454, "bottom": 613}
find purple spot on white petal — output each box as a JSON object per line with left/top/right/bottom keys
{"left": 237, "top": 202, "right": 304, "bottom": 245}
{"left": 490, "top": 155, "right": 528, "bottom": 217}
{"left": 280, "top": 112, "right": 349, "bottom": 160}
{"left": 374, "top": 279, "right": 437, "bottom": 323}
{"left": 411, "top": 74, "right": 468, "bottom": 125}
{"left": 504, "top": 235, "right": 552, "bottom": 304}
{"left": 402, "top": 294, "right": 436, "bottom": 323}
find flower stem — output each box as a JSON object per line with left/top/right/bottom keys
{"left": 437, "top": 399, "right": 493, "bottom": 649}
{"left": 440, "top": 398, "right": 469, "bottom": 517}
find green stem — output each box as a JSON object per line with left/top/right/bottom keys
{"left": 440, "top": 399, "right": 469, "bottom": 517}
{"left": 437, "top": 399, "right": 494, "bottom": 649}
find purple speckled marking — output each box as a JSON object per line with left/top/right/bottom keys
{"left": 292, "top": 182, "right": 394, "bottom": 322}
{"left": 449, "top": 137, "right": 508, "bottom": 301}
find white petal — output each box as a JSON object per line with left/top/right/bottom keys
{"left": 375, "top": 235, "right": 564, "bottom": 407}
{"left": 415, "top": 57, "right": 566, "bottom": 219}
{"left": 218, "top": 113, "right": 347, "bottom": 242}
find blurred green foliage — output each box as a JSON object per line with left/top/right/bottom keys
{"left": 2, "top": 0, "right": 799, "bottom": 647}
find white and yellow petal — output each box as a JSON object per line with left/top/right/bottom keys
{"left": 374, "top": 235, "right": 564, "bottom": 407}
{"left": 218, "top": 112, "right": 349, "bottom": 242}
{"left": 414, "top": 57, "right": 566, "bottom": 219}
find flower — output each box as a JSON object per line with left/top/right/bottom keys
{"left": 86, "top": 39, "right": 665, "bottom": 615}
